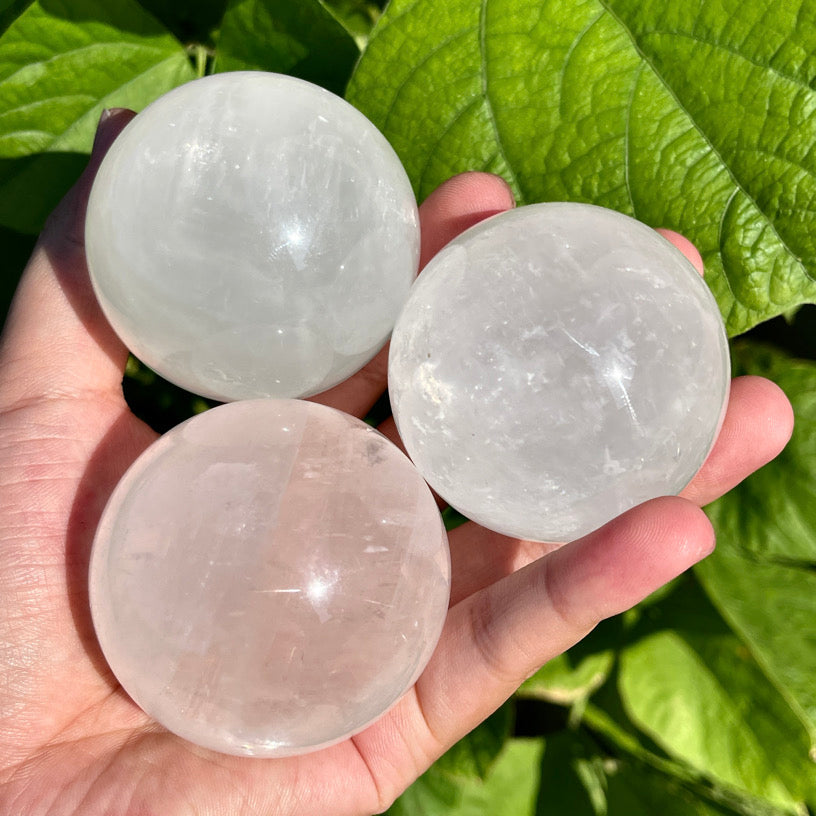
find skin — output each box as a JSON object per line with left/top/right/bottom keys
{"left": 0, "top": 109, "right": 794, "bottom": 816}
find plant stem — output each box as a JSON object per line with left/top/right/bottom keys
{"left": 581, "top": 703, "right": 803, "bottom": 816}
{"left": 195, "top": 44, "right": 208, "bottom": 78}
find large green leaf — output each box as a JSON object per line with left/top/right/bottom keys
{"left": 0, "top": 223, "right": 34, "bottom": 316}
{"left": 387, "top": 704, "right": 514, "bottom": 815}
{"left": 583, "top": 696, "right": 804, "bottom": 816}
{"left": 391, "top": 727, "right": 741, "bottom": 816}
{"left": 536, "top": 729, "right": 743, "bottom": 816}
{"left": 519, "top": 649, "right": 614, "bottom": 705}
{"left": 446, "top": 738, "right": 543, "bottom": 816}
{"left": 619, "top": 576, "right": 815, "bottom": 813}
{"left": 0, "top": 0, "right": 195, "bottom": 233}
{"left": 536, "top": 731, "right": 605, "bottom": 816}
{"left": 214, "top": 0, "right": 359, "bottom": 95}
{"left": 347, "top": 0, "right": 816, "bottom": 335}
{"left": 519, "top": 619, "right": 618, "bottom": 705}
{"left": 0, "top": 0, "right": 32, "bottom": 36}
{"left": 603, "top": 762, "right": 751, "bottom": 816}
{"left": 698, "top": 343, "right": 816, "bottom": 753}
{"left": 432, "top": 701, "right": 513, "bottom": 780}
{"left": 322, "top": 0, "right": 383, "bottom": 48}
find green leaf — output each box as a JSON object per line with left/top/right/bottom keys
{"left": 386, "top": 767, "right": 463, "bottom": 816}
{"left": 387, "top": 704, "right": 515, "bottom": 815}
{"left": 520, "top": 650, "right": 613, "bottom": 705}
{"left": 322, "top": 0, "right": 382, "bottom": 48}
{"left": 0, "top": 152, "right": 85, "bottom": 234}
{"left": 519, "top": 621, "right": 617, "bottom": 705}
{"left": 0, "top": 223, "right": 34, "bottom": 319}
{"left": 0, "top": 0, "right": 32, "bottom": 36}
{"left": 619, "top": 576, "right": 815, "bottom": 813}
{"left": 433, "top": 701, "right": 513, "bottom": 780}
{"left": 0, "top": 0, "right": 196, "bottom": 233}
{"left": 536, "top": 729, "right": 743, "bottom": 816}
{"left": 603, "top": 762, "right": 749, "bottom": 816}
{"left": 583, "top": 698, "right": 801, "bottom": 816}
{"left": 699, "top": 342, "right": 816, "bottom": 759}
{"left": 136, "top": 0, "right": 227, "bottom": 47}
{"left": 536, "top": 731, "right": 606, "bottom": 816}
{"left": 214, "top": 0, "right": 359, "bottom": 95}
{"left": 441, "top": 505, "right": 469, "bottom": 531}
{"left": 455, "top": 739, "right": 543, "bottom": 816}
{"left": 347, "top": 0, "right": 816, "bottom": 335}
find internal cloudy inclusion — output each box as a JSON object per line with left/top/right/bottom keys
{"left": 389, "top": 203, "right": 731, "bottom": 543}
{"left": 89, "top": 400, "right": 450, "bottom": 756}
{"left": 86, "top": 72, "right": 419, "bottom": 401}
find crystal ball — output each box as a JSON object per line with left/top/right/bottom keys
{"left": 85, "top": 71, "right": 420, "bottom": 401}
{"left": 388, "top": 203, "right": 730, "bottom": 543}
{"left": 88, "top": 400, "right": 450, "bottom": 757}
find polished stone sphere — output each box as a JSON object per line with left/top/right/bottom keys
{"left": 85, "top": 72, "right": 419, "bottom": 401}
{"left": 89, "top": 400, "right": 450, "bottom": 757}
{"left": 388, "top": 203, "right": 730, "bottom": 543}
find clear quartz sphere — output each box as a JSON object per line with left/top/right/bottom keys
{"left": 85, "top": 71, "right": 420, "bottom": 401}
{"left": 89, "top": 399, "right": 450, "bottom": 757}
{"left": 388, "top": 203, "right": 731, "bottom": 543}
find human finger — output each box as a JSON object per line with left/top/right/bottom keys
{"left": 653, "top": 234, "right": 794, "bottom": 500}
{"left": 680, "top": 374, "right": 793, "bottom": 505}
{"left": 310, "top": 172, "right": 516, "bottom": 418}
{"left": 443, "top": 372, "right": 791, "bottom": 605}
{"left": 656, "top": 227, "right": 705, "bottom": 274}
{"left": 356, "top": 496, "right": 714, "bottom": 789}
{"left": 0, "top": 109, "right": 136, "bottom": 410}
{"left": 417, "top": 497, "right": 712, "bottom": 754}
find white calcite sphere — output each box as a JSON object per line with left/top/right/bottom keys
{"left": 85, "top": 72, "right": 419, "bottom": 401}
{"left": 389, "top": 203, "right": 730, "bottom": 543}
{"left": 89, "top": 400, "right": 450, "bottom": 757}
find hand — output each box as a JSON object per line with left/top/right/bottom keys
{"left": 0, "top": 110, "right": 793, "bottom": 816}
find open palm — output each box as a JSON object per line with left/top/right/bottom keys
{"left": 0, "top": 110, "right": 793, "bottom": 816}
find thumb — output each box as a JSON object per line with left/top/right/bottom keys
{"left": 0, "top": 108, "right": 136, "bottom": 409}
{"left": 43, "top": 107, "right": 136, "bottom": 251}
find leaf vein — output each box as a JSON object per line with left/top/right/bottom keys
{"left": 0, "top": 40, "right": 168, "bottom": 91}
{"left": 479, "top": 0, "right": 525, "bottom": 204}
{"left": 641, "top": 27, "right": 816, "bottom": 96}
{"left": 623, "top": 62, "right": 644, "bottom": 218}
{"left": 596, "top": 0, "right": 816, "bottom": 298}
{"left": 416, "top": 95, "right": 482, "bottom": 194}
{"left": 736, "top": 145, "right": 816, "bottom": 188}
{"left": 558, "top": 10, "right": 604, "bottom": 118}
{"left": 716, "top": 187, "right": 740, "bottom": 320}
{"left": 371, "top": 0, "right": 425, "bottom": 34}
{"left": 380, "top": 26, "right": 478, "bottom": 137}
{"left": 50, "top": 54, "right": 189, "bottom": 153}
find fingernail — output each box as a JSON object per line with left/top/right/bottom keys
{"left": 499, "top": 176, "right": 517, "bottom": 208}
{"left": 91, "top": 109, "right": 114, "bottom": 156}
{"left": 694, "top": 529, "right": 717, "bottom": 563}
{"left": 91, "top": 108, "right": 131, "bottom": 158}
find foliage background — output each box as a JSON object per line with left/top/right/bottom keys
{"left": 1, "top": 0, "right": 815, "bottom": 812}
